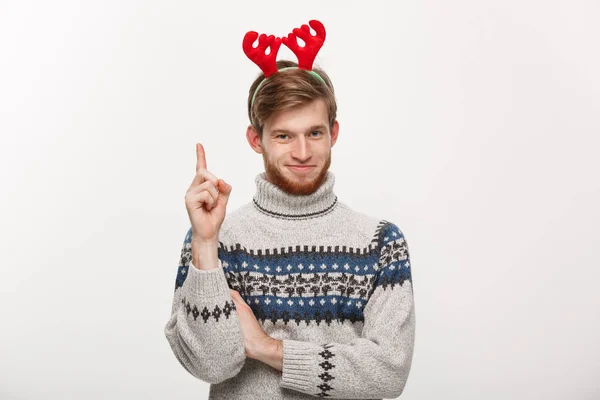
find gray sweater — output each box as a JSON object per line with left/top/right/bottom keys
{"left": 164, "top": 170, "right": 416, "bottom": 399}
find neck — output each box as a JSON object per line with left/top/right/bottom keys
{"left": 253, "top": 170, "right": 338, "bottom": 220}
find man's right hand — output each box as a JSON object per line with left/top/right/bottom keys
{"left": 185, "top": 143, "right": 232, "bottom": 268}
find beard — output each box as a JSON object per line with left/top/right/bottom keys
{"left": 262, "top": 151, "right": 331, "bottom": 196}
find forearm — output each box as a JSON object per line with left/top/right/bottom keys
{"left": 251, "top": 337, "right": 283, "bottom": 371}
{"left": 191, "top": 236, "right": 220, "bottom": 271}
{"left": 279, "top": 333, "right": 414, "bottom": 399}
{"left": 277, "top": 280, "right": 415, "bottom": 398}
{"left": 165, "top": 229, "right": 246, "bottom": 383}
{"left": 165, "top": 264, "right": 246, "bottom": 383}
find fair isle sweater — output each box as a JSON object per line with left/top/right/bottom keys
{"left": 164, "top": 170, "right": 416, "bottom": 399}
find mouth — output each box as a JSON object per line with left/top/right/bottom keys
{"left": 287, "top": 165, "right": 315, "bottom": 173}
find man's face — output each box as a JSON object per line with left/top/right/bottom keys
{"left": 249, "top": 99, "right": 339, "bottom": 195}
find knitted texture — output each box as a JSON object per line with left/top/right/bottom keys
{"left": 164, "top": 171, "right": 416, "bottom": 399}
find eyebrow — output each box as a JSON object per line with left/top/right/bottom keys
{"left": 270, "top": 124, "right": 329, "bottom": 136}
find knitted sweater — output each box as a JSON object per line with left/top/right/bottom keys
{"left": 164, "top": 170, "right": 415, "bottom": 399}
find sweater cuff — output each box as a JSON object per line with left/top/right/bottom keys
{"left": 280, "top": 339, "right": 320, "bottom": 393}
{"left": 184, "top": 259, "right": 229, "bottom": 299}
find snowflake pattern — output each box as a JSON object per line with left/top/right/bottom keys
{"left": 174, "top": 221, "right": 412, "bottom": 325}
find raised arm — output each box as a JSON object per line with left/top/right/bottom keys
{"left": 163, "top": 143, "right": 245, "bottom": 383}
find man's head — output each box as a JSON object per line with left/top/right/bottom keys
{"left": 246, "top": 60, "right": 339, "bottom": 195}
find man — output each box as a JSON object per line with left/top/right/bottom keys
{"left": 164, "top": 21, "right": 415, "bottom": 400}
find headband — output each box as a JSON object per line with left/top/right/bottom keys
{"left": 243, "top": 19, "right": 327, "bottom": 107}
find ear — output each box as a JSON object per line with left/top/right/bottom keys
{"left": 330, "top": 120, "right": 339, "bottom": 148}
{"left": 246, "top": 125, "right": 263, "bottom": 154}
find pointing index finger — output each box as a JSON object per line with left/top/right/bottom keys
{"left": 196, "top": 143, "right": 207, "bottom": 171}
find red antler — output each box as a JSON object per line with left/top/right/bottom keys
{"left": 282, "top": 20, "right": 326, "bottom": 70}
{"left": 243, "top": 31, "right": 282, "bottom": 78}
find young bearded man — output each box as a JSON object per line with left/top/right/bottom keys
{"left": 164, "top": 20, "right": 416, "bottom": 399}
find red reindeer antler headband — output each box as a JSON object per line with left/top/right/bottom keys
{"left": 243, "top": 19, "right": 327, "bottom": 105}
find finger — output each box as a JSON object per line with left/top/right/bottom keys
{"left": 200, "top": 191, "right": 216, "bottom": 209}
{"left": 217, "top": 179, "right": 233, "bottom": 207}
{"left": 198, "top": 169, "right": 219, "bottom": 187}
{"left": 187, "top": 191, "right": 216, "bottom": 210}
{"left": 230, "top": 292, "right": 244, "bottom": 308}
{"left": 202, "top": 191, "right": 217, "bottom": 210}
{"left": 188, "top": 181, "right": 219, "bottom": 210}
{"left": 188, "top": 180, "right": 219, "bottom": 201}
{"left": 188, "top": 168, "right": 219, "bottom": 191}
{"left": 230, "top": 289, "right": 246, "bottom": 304}
{"left": 196, "top": 143, "right": 207, "bottom": 172}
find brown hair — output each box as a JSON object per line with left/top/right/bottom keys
{"left": 247, "top": 60, "right": 337, "bottom": 139}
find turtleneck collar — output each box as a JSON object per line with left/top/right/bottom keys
{"left": 252, "top": 170, "right": 338, "bottom": 220}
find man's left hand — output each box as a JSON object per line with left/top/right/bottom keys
{"left": 230, "top": 289, "right": 283, "bottom": 371}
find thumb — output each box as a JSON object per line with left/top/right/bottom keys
{"left": 218, "top": 179, "right": 232, "bottom": 205}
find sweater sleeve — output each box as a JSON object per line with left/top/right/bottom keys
{"left": 279, "top": 222, "right": 416, "bottom": 399}
{"left": 164, "top": 227, "right": 246, "bottom": 384}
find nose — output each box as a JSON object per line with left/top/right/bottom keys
{"left": 291, "top": 136, "right": 311, "bottom": 161}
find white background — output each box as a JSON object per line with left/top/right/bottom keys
{"left": 1, "top": 1, "right": 599, "bottom": 399}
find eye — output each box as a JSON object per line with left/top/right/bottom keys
{"left": 277, "top": 134, "right": 289, "bottom": 139}
{"left": 311, "top": 131, "right": 322, "bottom": 137}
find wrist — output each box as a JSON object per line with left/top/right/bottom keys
{"left": 191, "top": 235, "right": 218, "bottom": 246}
{"left": 191, "top": 237, "right": 219, "bottom": 270}
{"left": 252, "top": 337, "right": 283, "bottom": 371}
